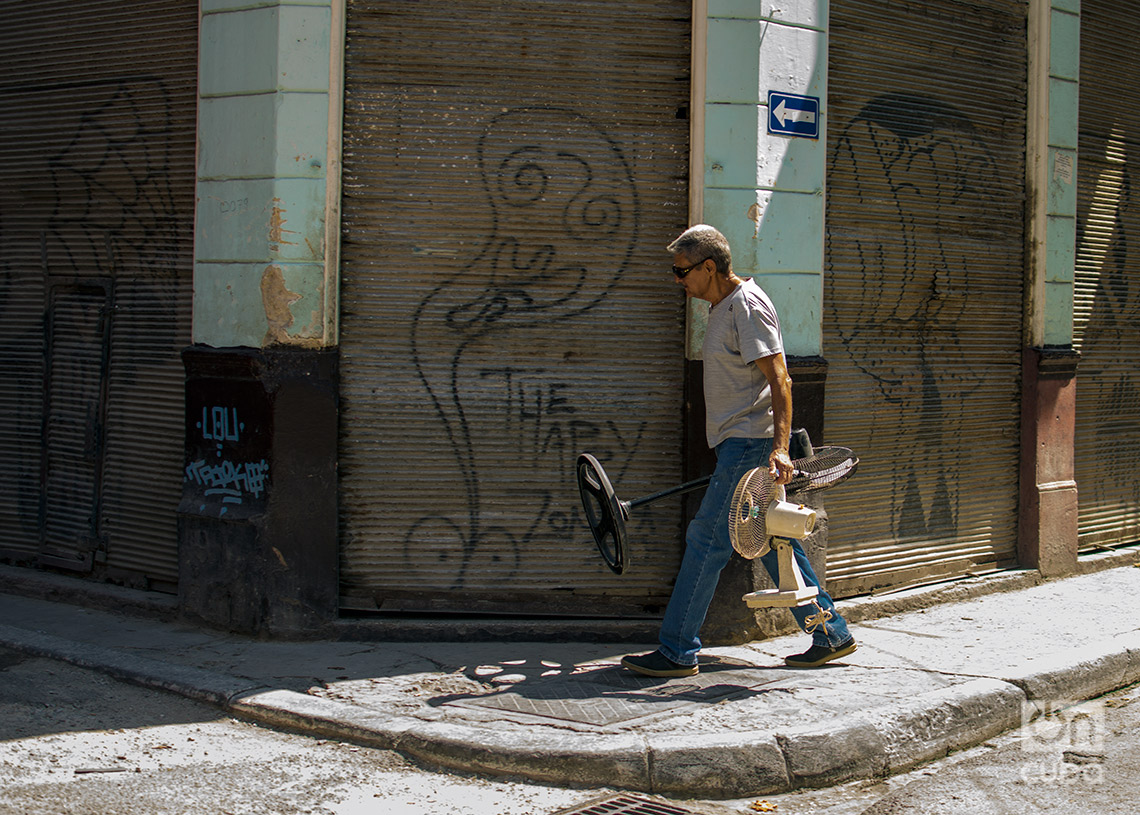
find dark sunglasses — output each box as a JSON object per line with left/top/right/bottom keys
{"left": 672, "top": 257, "right": 708, "bottom": 279}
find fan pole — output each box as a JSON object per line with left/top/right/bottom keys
{"left": 742, "top": 538, "right": 820, "bottom": 608}
{"left": 625, "top": 475, "right": 712, "bottom": 510}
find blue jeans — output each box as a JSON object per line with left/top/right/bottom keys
{"left": 658, "top": 437, "right": 852, "bottom": 666}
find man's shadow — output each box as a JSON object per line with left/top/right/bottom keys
{"left": 426, "top": 655, "right": 803, "bottom": 725}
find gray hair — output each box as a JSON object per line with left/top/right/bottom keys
{"left": 666, "top": 224, "right": 732, "bottom": 277}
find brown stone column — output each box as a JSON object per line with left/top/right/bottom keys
{"left": 1019, "top": 347, "right": 1080, "bottom": 577}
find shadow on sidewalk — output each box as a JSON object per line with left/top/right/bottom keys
{"left": 426, "top": 655, "right": 805, "bottom": 727}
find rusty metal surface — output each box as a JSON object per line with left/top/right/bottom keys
{"left": 336, "top": 0, "right": 693, "bottom": 614}
{"left": 1073, "top": 0, "right": 1140, "bottom": 552}
{"left": 822, "top": 0, "right": 1028, "bottom": 596}
{"left": 0, "top": 1, "right": 197, "bottom": 588}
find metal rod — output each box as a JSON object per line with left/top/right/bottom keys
{"left": 626, "top": 475, "right": 712, "bottom": 509}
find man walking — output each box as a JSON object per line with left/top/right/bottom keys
{"left": 621, "top": 225, "right": 856, "bottom": 677}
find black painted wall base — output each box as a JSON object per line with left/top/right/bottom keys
{"left": 178, "top": 345, "right": 338, "bottom": 635}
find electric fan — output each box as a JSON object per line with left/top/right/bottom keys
{"left": 577, "top": 445, "right": 858, "bottom": 583}
{"left": 728, "top": 466, "right": 821, "bottom": 608}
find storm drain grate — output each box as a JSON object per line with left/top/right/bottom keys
{"left": 551, "top": 793, "right": 698, "bottom": 815}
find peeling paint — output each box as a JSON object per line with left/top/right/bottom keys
{"left": 268, "top": 197, "right": 298, "bottom": 250}
{"left": 747, "top": 202, "right": 764, "bottom": 238}
{"left": 299, "top": 305, "right": 324, "bottom": 339}
{"left": 260, "top": 264, "right": 302, "bottom": 345}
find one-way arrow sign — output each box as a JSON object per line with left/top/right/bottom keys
{"left": 768, "top": 91, "right": 820, "bottom": 139}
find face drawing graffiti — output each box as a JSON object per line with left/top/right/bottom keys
{"left": 827, "top": 94, "right": 1006, "bottom": 540}
{"left": 407, "top": 107, "right": 642, "bottom": 587}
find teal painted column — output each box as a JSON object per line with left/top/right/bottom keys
{"left": 194, "top": 0, "right": 342, "bottom": 349}
{"left": 180, "top": 1, "right": 344, "bottom": 634}
{"left": 690, "top": 1, "right": 831, "bottom": 648}
{"left": 1020, "top": 0, "right": 1080, "bottom": 578}
{"left": 1027, "top": 0, "right": 1080, "bottom": 346}
{"left": 691, "top": 0, "right": 827, "bottom": 359}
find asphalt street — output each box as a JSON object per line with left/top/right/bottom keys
{"left": 2, "top": 551, "right": 1140, "bottom": 803}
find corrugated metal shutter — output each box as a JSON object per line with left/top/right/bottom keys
{"left": 1073, "top": 0, "right": 1140, "bottom": 551}
{"left": 41, "top": 283, "right": 112, "bottom": 568}
{"left": 0, "top": 269, "right": 45, "bottom": 560}
{"left": 338, "top": 1, "right": 691, "bottom": 615}
{"left": 822, "top": 0, "right": 1027, "bottom": 596}
{"left": 102, "top": 276, "right": 193, "bottom": 587}
{"left": 0, "top": 1, "right": 196, "bottom": 590}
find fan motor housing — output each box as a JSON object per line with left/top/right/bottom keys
{"left": 766, "top": 495, "right": 817, "bottom": 539}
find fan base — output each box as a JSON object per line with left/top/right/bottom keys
{"left": 742, "top": 586, "right": 820, "bottom": 608}
{"left": 741, "top": 537, "right": 820, "bottom": 608}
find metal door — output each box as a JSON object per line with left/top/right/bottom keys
{"left": 823, "top": 0, "right": 1028, "bottom": 595}
{"left": 1073, "top": 0, "right": 1140, "bottom": 551}
{"left": 0, "top": 0, "right": 197, "bottom": 589}
{"left": 337, "top": 0, "right": 692, "bottom": 615}
{"left": 40, "top": 281, "right": 112, "bottom": 571}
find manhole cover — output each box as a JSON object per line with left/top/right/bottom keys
{"left": 551, "top": 793, "right": 698, "bottom": 815}
{"left": 449, "top": 661, "right": 778, "bottom": 726}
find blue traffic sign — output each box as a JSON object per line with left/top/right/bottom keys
{"left": 767, "top": 92, "right": 820, "bottom": 138}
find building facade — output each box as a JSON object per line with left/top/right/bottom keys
{"left": 1, "top": 0, "right": 1136, "bottom": 638}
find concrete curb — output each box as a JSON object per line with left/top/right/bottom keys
{"left": 1001, "top": 629, "right": 1140, "bottom": 709}
{"left": 2, "top": 622, "right": 1138, "bottom": 798}
{"left": 0, "top": 624, "right": 263, "bottom": 706}
{"left": 849, "top": 678, "right": 1026, "bottom": 776}
{"left": 230, "top": 688, "right": 415, "bottom": 750}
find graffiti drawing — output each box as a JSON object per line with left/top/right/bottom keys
{"left": 184, "top": 458, "right": 269, "bottom": 517}
{"left": 1074, "top": 127, "right": 1140, "bottom": 536}
{"left": 185, "top": 405, "right": 267, "bottom": 519}
{"left": 44, "top": 80, "right": 182, "bottom": 282}
{"left": 407, "top": 107, "right": 640, "bottom": 587}
{"left": 827, "top": 93, "right": 1006, "bottom": 542}
{"left": 0, "top": 76, "right": 188, "bottom": 554}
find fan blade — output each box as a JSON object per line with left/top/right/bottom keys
{"left": 787, "top": 446, "right": 859, "bottom": 493}
{"left": 728, "top": 467, "right": 773, "bottom": 559}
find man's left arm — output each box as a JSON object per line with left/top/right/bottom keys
{"left": 755, "top": 353, "right": 793, "bottom": 485}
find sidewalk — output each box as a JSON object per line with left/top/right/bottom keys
{"left": 3, "top": 553, "right": 1140, "bottom": 799}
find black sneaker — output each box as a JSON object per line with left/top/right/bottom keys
{"left": 621, "top": 649, "right": 698, "bottom": 677}
{"left": 784, "top": 638, "right": 857, "bottom": 668}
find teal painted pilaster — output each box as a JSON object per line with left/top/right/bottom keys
{"left": 194, "top": 0, "right": 342, "bottom": 348}
{"left": 1045, "top": 0, "right": 1080, "bottom": 346}
{"left": 1028, "top": 0, "right": 1080, "bottom": 347}
{"left": 690, "top": 0, "right": 828, "bottom": 358}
